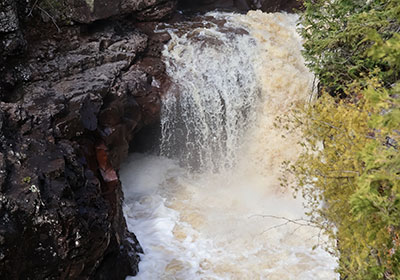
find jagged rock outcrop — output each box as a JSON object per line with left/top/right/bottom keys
{"left": 0, "top": 0, "right": 26, "bottom": 59}
{"left": 0, "top": 0, "right": 176, "bottom": 62}
{"left": 63, "top": 0, "right": 178, "bottom": 23}
{"left": 0, "top": 1, "right": 172, "bottom": 278}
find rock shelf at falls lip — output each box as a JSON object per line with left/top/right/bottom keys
{"left": 121, "top": 11, "right": 339, "bottom": 280}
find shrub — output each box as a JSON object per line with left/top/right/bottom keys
{"left": 281, "top": 0, "right": 400, "bottom": 278}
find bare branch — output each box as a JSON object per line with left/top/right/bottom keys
{"left": 248, "top": 214, "right": 319, "bottom": 235}
{"left": 28, "top": 0, "right": 40, "bottom": 17}
{"left": 37, "top": 6, "right": 61, "bottom": 33}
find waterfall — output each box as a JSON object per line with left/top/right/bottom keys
{"left": 121, "top": 11, "right": 339, "bottom": 280}
{"left": 160, "top": 17, "right": 261, "bottom": 172}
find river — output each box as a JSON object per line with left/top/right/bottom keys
{"left": 121, "top": 11, "right": 338, "bottom": 280}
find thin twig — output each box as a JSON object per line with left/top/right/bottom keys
{"left": 309, "top": 75, "right": 318, "bottom": 103}
{"left": 248, "top": 214, "right": 319, "bottom": 235}
{"left": 37, "top": 6, "right": 61, "bottom": 33}
{"left": 289, "top": 224, "right": 305, "bottom": 236}
{"left": 28, "top": 0, "right": 39, "bottom": 17}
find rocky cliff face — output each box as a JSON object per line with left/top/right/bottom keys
{"left": 0, "top": 0, "right": 301, "bottom": 279}
{"left": 0, "top": 1, "right": 172, "bottom": 279}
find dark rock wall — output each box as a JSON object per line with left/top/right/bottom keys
{"left": 65, "top": 0, "right": 178, "bottom": 23}
{"left": 0, "top": 1, "right": 172, "bottom": 279}
{"left": 0, "top": 0, "right": 26, "bottom": 59}
{"left": 0, "top": 0, "right": 302, "bottom": 279}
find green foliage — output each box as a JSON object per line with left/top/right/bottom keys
{"left": 300, "top": 0, "right": 400, "bottom": 93}
{"left": 284, "top": 80, "right": 400, "bottom": 280}
{"left": 22, "top": 176, "right": 31, "bottom": 184}
{"left": 281, "top": 0, "right": 400, "bottom": 279}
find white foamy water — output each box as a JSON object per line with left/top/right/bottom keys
{"left": 122, "top": 11, "right": 338, "bottom": 280}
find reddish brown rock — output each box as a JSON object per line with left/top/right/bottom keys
{"left": 0, "top": 7, "right": 166, "bottom": 279}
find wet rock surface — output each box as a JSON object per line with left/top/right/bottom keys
{"left": 178, "top": 0, "right": 303, "bottom": 12}
{"left": 0, "top": 3, "right": 171, "bottom": 279}
{"left": 67, "top": 0, "right": 178, "bottom": 23}
{"left": 0, "top": 0, "right": 302, "bottom": 279}
{"left": 0, "top": 0, "right": 26, "bottom": 59}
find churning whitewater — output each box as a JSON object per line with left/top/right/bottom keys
{"left": 121, "top": 11, "right": 339, "bottom": 279}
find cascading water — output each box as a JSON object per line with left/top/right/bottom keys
{"left": 160, "top": 17, "right": 261, "bottom": 172}
{"left": 121, "top": 11, "right": 339, "bottom": 279}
